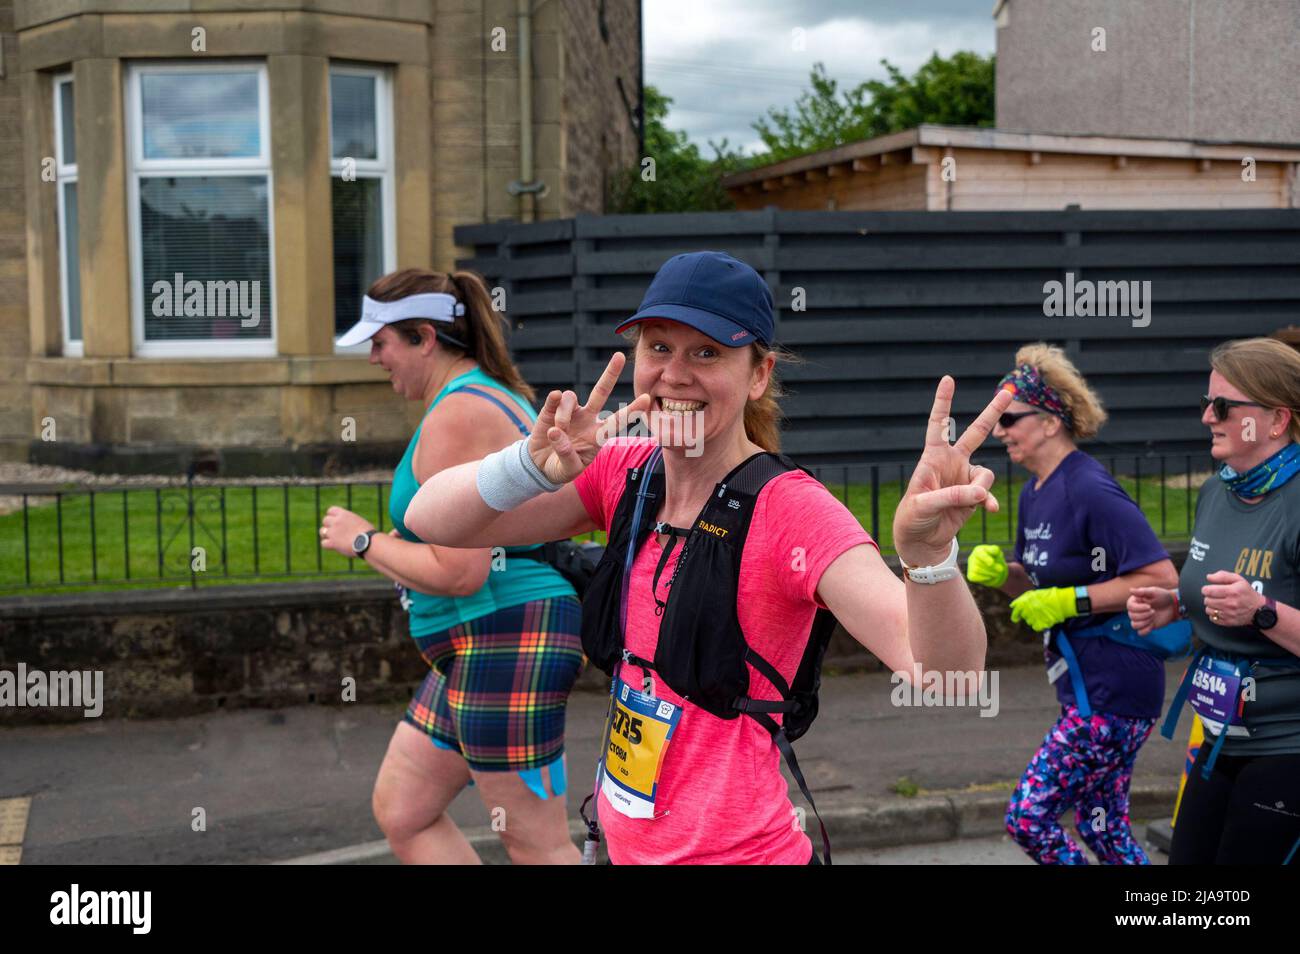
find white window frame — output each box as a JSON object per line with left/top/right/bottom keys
{"left": 329, "top": 63, "right": 396, "bottom": 355}
{"left": 54, "top": 73, "right": 82, "bottom": 357}
{"left": 124, "top": 60, "right": 277, "bottom": 358}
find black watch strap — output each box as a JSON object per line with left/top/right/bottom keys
{"left": 1254, "top": 596, "right": 1279, "bottom": 630}
{"left": 353, "top": 529, "right": 377, "bottom": 558}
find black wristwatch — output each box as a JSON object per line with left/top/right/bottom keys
{"left": 1253, "top": 596, "right": 1279, "bottom": 631}
{"left": 352, "top": 529, "right": 377, "bottom": 559}
{"left": 1074, "top": 585, "right": 1092, "bottom": 616}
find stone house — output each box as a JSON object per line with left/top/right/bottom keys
{"left": 0, "top": 0, "right": 642, "bottom": 471}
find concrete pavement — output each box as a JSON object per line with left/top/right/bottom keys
{"left": 0, "top": 664, "right": 1194, "bottom": 864}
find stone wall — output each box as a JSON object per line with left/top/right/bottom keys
{"left": 0, "top": 0, "right": 30, "bottom": 462}
{"left": 0, "top": 543, "right": 1191, "bottom": 724}
{"left": 429, "top": 0, "right": 639, "bottom": 265}
{"left": 560, "top": 0, "right": 641, "bottom": 214}
{"left": 26, "top": 356, "right": 427, "bottom": 474}
{"left": 996, "top": 0, "right": 1300, "bottom": 144}
{"left": 0, "top": 580, "right": 425, "bottom": 723}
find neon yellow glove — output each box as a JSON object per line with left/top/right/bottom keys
{"left": 965, "top": 544, "right": 1009, "bottom": 588}
{"left": 1009, "top": 586, "right": 1079, "bottom": 632}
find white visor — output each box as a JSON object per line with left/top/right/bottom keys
{"left": 335, "top": 292, "right": 466, "bottom": 347}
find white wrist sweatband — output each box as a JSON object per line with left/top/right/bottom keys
{"left": 476, "top": 438, "right": 561, "bottom": 511}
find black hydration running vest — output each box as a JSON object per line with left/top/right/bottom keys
{"left": 580, "top": 446, "right": 839, "bottom": 863}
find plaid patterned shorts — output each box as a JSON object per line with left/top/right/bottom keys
{"left": 403, "top": 596, "right": 584, "bottom": 772}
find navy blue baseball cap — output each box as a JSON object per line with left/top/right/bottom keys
{"left": 615, "top": 251, "right": 774, "bottom": 348}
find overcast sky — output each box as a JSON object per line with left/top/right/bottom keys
{"left": 643, "top": 0, "right": 997, "bottom": 156}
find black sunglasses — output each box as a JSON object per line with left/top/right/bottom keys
{"left": 1200, "top": 395, "right": 1266, "bottom": 422}
{"left": 997, "top": 410, "right": 1041, "bottom": 429}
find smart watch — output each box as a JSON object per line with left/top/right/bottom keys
{"left": 352, "top": 529, "right": 377, "bottom": 559}
{"left": 1253, "top": 596, "right": 1279, "bottom": 631}
{"left": 899, "top": 539, "right": 961, "bottom": 584}
{"left": 1074, "top": 585, "right": 1091, "bottom": 616}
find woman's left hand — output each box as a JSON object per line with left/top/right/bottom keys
{"left": 319, "top": 506, "right": 376, "bottom": 557}
{"left": 893, "top": 377, "right": 1013, "bottom": 567}
{"left": 1009, "top": 586, "right": 1078, "bottom": 631}
{"left": 1202, "top": 571, "right": 1264, "bottom": 627}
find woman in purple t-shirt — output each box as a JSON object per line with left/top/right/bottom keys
{"left": 965, "top": 343, "right": 1178, "bottom": 865}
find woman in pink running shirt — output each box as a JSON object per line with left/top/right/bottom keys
{"left": 405, "top": 251, "right": 1012, "bottom": 864}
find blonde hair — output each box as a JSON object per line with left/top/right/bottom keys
{"left": 621, "top": 326, "right": 793, "bottom": 453}
{"left": 1012, "top": 342, "right": 1108, "bottom": 440}
{"left": 1211, "top": 337, "right": 1300, "bottom": 443}
{"left": 743, "top": 341, "right": 788, "bottom": 453}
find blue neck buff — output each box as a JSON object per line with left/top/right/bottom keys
{"left": 1219, "top": 441, "right": 1300, "bottom": 497}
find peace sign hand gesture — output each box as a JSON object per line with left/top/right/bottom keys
{"left": 528, "top": 351, "right": 652, "bottom": 485}
{"left": 892, "top": 377, "right": 1013, "bottom": 566}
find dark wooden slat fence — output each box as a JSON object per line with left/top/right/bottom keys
{"left": 456, "top": 209, "right": 1300, "bottom": 466}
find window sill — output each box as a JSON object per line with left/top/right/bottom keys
{"left": 27, "top": 355, "right": 386, "bottom": 387}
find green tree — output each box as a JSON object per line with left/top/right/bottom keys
{"left": 606, "top": 85, "right": 748, "bottom": 213}
{"left": 752, "top": 52, "right": 995, "bottom": 164}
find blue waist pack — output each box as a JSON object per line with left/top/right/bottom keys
{"left": 1051, "top": 613, "right": 1192, "bottom": 718}
{"left": 1069, "top": 613, "right": 1193, "bottom": 659}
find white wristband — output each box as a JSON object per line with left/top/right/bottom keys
{"left": 899, "top": 538, "right": 961, "bottom": 584}
{"left": 476, "top": 439, "right": 561, "bottom": 512}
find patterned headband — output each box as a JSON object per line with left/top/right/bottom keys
{"left": 997, "top": 363, "right": 1074, "bottom": 429}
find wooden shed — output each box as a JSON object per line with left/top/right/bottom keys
{"left": 722, "top": 125, "right": 1300, "bottom": 212}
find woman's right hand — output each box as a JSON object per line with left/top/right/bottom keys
{"left": 1127, "top": 586, "right": 1178, "bottom": 635}
{"left": 529, "top": 351, "right": 652, "bottom": 484}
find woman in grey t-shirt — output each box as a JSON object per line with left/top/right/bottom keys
{"left": 1128, "top": 337, "right": 1300, "bottom": 864}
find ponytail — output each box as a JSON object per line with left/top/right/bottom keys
{"left": 744, "top": 342, "right": 795, "bottom": 454}
{"left": 445, "top": 270, "right": 536, "bottom": 404}
{"left": 366, "top": 268, "right": 535, "bottom": 404}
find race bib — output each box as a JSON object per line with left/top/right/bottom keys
{"left": 1189, "top": 655, "right": 1249, "bottom": 738}
{"left": 601, "top": 675, "right": 682, "bottom": 819}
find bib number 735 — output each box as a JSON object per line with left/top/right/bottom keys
{"left": 611, "top": 707, "right": 643, "bottom": 745}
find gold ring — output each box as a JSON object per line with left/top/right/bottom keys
{"left": 1212, "top": 610, "right": 1220, "bottom": 623}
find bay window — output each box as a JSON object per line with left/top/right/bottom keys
{"left": 330, "top": 65, "right": 394, "bottom": 352}
{"left": 125, "top": 62, "right": 275, "bottom": 356}
{"left": 54, "top": 74, "right": 80, "bottom": 356}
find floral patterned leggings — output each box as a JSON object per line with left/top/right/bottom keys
{"left": 1006, "top": 704, "right": 1155, "bottom": 865}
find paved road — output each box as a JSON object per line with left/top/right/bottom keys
{"left": 836, "top": 827, "right": 1169, "bottom": 864}
{"left": 1, "top": 664, "right": 1193, "bottom": 864}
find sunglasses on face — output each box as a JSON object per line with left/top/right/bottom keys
{"left": 1200, "top": 395, "right": 1266, "bottom": 422}
{"left": 998, "top": 410, "right": 1041, "bottom": 429}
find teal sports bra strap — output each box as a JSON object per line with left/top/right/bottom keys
{"left": 458, "top": 385, "right": 532, "bottom": 438}
{"left": 456, "top": 384, "right": 545, "bottom": 557}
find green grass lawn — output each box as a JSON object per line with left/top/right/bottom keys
{"left": 0, "top": 469, "right": 1198, "bottom": 595}
{"left": 0, "top": 484, "right": 391, "bottom": 595}
{"left": 815, "top": 467, "right": 1199, "bottom": 553}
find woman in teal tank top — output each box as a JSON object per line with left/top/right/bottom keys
{"left": 319, "top": 268, "right": 583, "bottom": 864}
